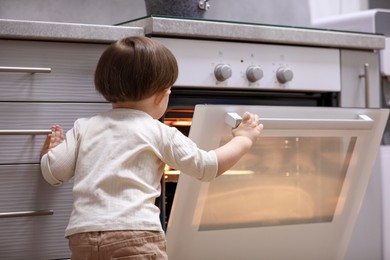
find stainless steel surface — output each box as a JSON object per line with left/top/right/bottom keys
{"left": 245, "top": 65, "right": 263, "bottom": 83}
{"left": 384, "top": 79, "right": 390, "bottom": 106}
{"left": 156, "top": 37, "right": 341, "bottom": 91}
{"left": 0, "top": 129, "right": 51, "bottom": 135}
{"left": 198, "top": 0, "right": 210, "bottom": 10}
{"left": 225, "top": 112, "right": 242, "bottom": 128}
{"left": 0, "top": 19, "right": 144, "bottom": 43}
{"left": 0, "top": 66, "right": 51, "bottom": 73}
{"left": 121, "top": 16, "right": 385, "bottom": 50}
{"left": 359, "top": 63, "right": 370, "bottom": 108}
{"left": 276, "top": 67, "right": 294, "bottom": 84}
{"left": 214, "top": 64, "right": 232, "bottom": 82}
{"left": 254, "top": 114, "right": 374, "bottom": 129}
{"left": 224, "top": 112, "right": 373, "bottom": 129}
{"left": 0, "top": 210, "right": 54, "bottom": 218}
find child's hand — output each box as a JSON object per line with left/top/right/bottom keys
{"left": 232, "top": 112, "right": 263, "bottom": 143}
{"left": 40, "top": 125, "right": 64, "bottom": 158}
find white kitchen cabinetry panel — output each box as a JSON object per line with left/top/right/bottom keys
{"left": 0, "top": 102, "right": 111, "bottom": 164}
{"left": 0, "top": 164, "right": 73, "bottom": 260}
{"left": 0, "top": 36, "right": 113, "bottom": 259}
{"left": 0, "top": 39, "right": 107, "bottom": 102}
{"left": 340, "top": 50, "right": 381, "bottom": 108}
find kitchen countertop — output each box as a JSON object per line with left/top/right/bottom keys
{"left": 0, "top": 19, "right": 144, "bottom": 43}
{"left": 119, "top": 16, "right": 385, "bottom": 50}
{"left": 1, "top": 17, "right": 384, "bottom": 49}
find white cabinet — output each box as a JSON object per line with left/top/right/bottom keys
{"left": 0, "top": 165, "right": 73, "bottom": 259}
{"left": 0, "top": 39, "right": 107, "bottom": 102}
{"left": 340, "top": 49, "right": 381, "bottom": 108}
{"left": 0, "top": 39, "right": 110, "bottom": 259}
{"left": 0, "top": 102, "right": 110, "bottom": 164}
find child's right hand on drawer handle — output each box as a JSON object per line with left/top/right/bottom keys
{"left": 40, "top": 125, "right": 64, "bottom": 158}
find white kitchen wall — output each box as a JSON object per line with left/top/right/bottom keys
{"left": 0, "top": 0, "right": 146, "bottom": 25}
{"left": 1, "top": 0, "right": 386, "bottom": 26}
{"left": 0, "top": 0, "right": 311, "bottom": 26}
{"left": 309, "top": 0, "right": 369, "bottom": 22}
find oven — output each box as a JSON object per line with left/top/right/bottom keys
{"left": 158, "top": 36, "right": 341, "bottom": 229}
{"left": 121, "top": 16, "right": 389, "bottom": 260}
{"left": 161, "top": 87, "right": 337, "bottom": 229}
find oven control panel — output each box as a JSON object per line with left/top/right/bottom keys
{"left": 154, "top": 37, "right": 341, "bottom": 92}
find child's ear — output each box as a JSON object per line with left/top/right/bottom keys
{"left": 154, "top": 88, "right": 171, "bottom": 106}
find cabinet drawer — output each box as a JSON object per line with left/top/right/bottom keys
{"left": 0, "top": 39, "right": 107, "bottom": 102}
{"left": 0, "top": 102, "right": 111, "bottom": 164}
{"left": 0, "top": 164, "right": 72, "bottom": 259}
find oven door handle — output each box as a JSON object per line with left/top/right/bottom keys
{"left": 261, "top": 114, "right": 373, "bottom": 130}
{"left": 226, "top": 113, "right": 373, "bottom": 130}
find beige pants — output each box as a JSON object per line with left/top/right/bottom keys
{"left": 68, "top": 230, "right": 168, "bottom": 260}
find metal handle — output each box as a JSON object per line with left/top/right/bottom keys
{"left": 383, "top": 77, "right": 390, "bottom": 106}
{"left": 359, "top": 63, "right": 370, "bottom": 108}
{"left": 0, "top": 129, "right": 51, "bottom": 135}
{"left": 0, "top": 209, "right": 54, "bottom": 218}
{"left": 198, "top": 0, "right": 210, "bottom": 10}
{"left": 225, "top": 112, "right": 242, "bottom": 128}
{"left": 0, "top": 66, "right": 51, "bottom": 73}
{"left": 225, "top": 113, "right": 373, "bottom": 130}
{"left": 261, "top": 114, "right": 373, "bottom": 130}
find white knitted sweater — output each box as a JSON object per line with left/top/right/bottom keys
{"left": 40, "top": 108, "right": 217, "bottom": 237}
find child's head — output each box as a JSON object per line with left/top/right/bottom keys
{"left": 95, "top": 36, "right": 178, "bottom": 103}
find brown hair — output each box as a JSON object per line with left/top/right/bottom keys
{"left": 94, "top": 36, "right": 178, "bottom": 102}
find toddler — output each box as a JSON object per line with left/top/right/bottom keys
{"left": 40, "top": 36, "right": 263, "bottom": 260}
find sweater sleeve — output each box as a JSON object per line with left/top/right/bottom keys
{"left": 40, "top": 120, "right": 81, "bottom": 186}
{"left": 162, "top": 126, "right": 218, "bottom": 182}
{"left": 40, "top": 153, "right": 63, "bottom": 186}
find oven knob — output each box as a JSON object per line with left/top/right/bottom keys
{"left": 246, "top": 65, "right": 263, "bottom": 82}
{"left": 276, "top": 67, "right": 294, "bottom": 84}
{"left": 214, "top": 64, "right": 232, "bottom": 81}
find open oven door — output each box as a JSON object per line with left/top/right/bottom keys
{"left": 166, "top": 105, "right": 389, "bottom": 260}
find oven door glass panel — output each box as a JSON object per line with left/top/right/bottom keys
{"left": 166, "top": 105, "right": 389, "bottom": 260}
{"left": 200, "top": 136, "right": 355, "bottom": 230}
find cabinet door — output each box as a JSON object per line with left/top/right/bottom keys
{"left": 0, "top": 39, "right": 107, "bottom": 102}
{"left": 340, "top": 50, "right": 384, "bottom": 260}
{"left": 340, "top": 49, "right": 381, "bottom": 108}
{"left": 0, "top": 102, "right": 111, "bottom": 164}
{"left": 0, "top": 164, "right": 72, "bottom": 259}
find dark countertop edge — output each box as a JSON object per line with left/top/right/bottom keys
{"left": 0, "top": 19, "right": 144, "bottom": 43}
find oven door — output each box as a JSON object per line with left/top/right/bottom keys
{"left": 166, "top": 104, "right": 389, "bottom": 260}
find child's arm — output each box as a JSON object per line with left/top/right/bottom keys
{"left": 40, "top": 124, "right": 76, "bottom": 186}
{"left": 214, "top": 112, "right": 263, "bottom": 176}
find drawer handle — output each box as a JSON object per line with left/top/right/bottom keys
{"left": 0, "top": 209, "right": 54, "bottom": 218}
{"left": 0, "top": 66, "right": 51, "bottom": 73}
{"left": 0, "top": 129, "right": 51, "bottom": 135}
